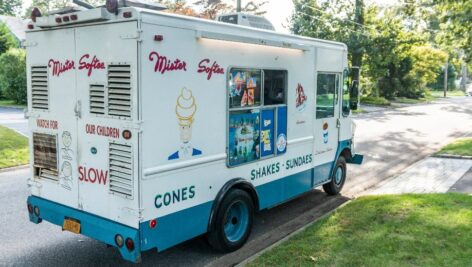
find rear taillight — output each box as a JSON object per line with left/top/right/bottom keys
{"left": 115, "top": 234, "right": 124, "bottom": 247}
{"left": 27, "top": 24, "right": 34, "bottom": 30}
{"left": 149, "top": 219, "right": 157, "bottom": 229}
{"left": 27, "top": 204, "right": 33, "bottom": 214}
{"left": 33, "top": 206, "right": 40, "bottom": 216}
{"left": 125, "top": 238, "right": 135, "bottom": 251}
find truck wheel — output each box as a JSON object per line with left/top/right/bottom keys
{"left": 323, "top": 156, "right": 347, "bottom": 195}
{"left": 207, "top": 189, "right": 254, "bottom": 252}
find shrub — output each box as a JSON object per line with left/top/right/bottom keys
{"left": 0, "top": 48, "right": 27, "bottom": 104}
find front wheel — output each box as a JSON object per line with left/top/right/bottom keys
{"left": 323, "top": 156, "right": 347, "bottom": 195}
{"left": 207, "top": 189, "right": 254, "bottom": 252}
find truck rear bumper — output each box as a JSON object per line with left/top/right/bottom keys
{"left": 27, "top": 195, "right": 141, "bottom": 263}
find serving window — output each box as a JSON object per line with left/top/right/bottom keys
{"left": 228, "top": 68, "right": 288, "bottom": 167}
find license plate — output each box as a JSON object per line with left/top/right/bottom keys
{"left": 63, "top": 218, "right": 81, "bottom": 234}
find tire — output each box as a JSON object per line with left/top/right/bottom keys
{"left": 323, "top": 156, "right": 347, "bottom": 195}
{"left": 207, "top": 189, "right": 254, "bottom": 252}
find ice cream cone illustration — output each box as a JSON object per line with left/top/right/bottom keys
{"left": 168, "top": 87, "right": 202, "bottom": 160}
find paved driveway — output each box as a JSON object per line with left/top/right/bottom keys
{"left": 0, "top": 107, "right": 28, "bottom": 136}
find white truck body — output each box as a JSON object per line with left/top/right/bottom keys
{"left": 26, "top": 6, "right": 362, "bottom": 262}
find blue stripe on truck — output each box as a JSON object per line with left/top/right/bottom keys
{"left": 27, "top": 196, "right": 141, "bottom": 262}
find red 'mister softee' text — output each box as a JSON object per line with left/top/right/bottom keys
{"left": 79, "top": 54, "right": 105, "bottom": 77}
{"left": 48, "top": 59, "right": 75, "bottom": 77}
{"left": 197, "top": 59, "right": 224, "bottom": 80}
{"left": 149, "top": 51, "right": 187, "bottom": 74}
{"left": 36, "top": 119, "right": 58, "bottom": 129}
{"left": 78, "top": 166, "right": 108, "bottom": 185}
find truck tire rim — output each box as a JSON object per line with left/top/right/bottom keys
{"left": 335, "top": 166, "right": 343, "bottom": 185}
{"left": 224, "top": 200, "right": 249, "bottom": 243}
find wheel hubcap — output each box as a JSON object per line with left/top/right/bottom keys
{"left": 224, "top": 201, "right": 249, "bottom": 242}
{"left": 335, "top": 166, "right": 343, "bottom": 185}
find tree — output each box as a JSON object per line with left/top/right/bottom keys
{"left": 0, "top": 0, "right": 22, "bottom": 16}
{"left": 0, "top": 48, "right": 27, "bottom": 104}
{"left": 194, "top": 0, "right": 231, "bottom": 19}
{"left": 0, "top": 23, "right": 15, "bottom": 54}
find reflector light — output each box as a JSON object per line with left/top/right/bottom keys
{"left": 27, "top": 24, "right": 34, "bottom": 30}
{"left": 106, "top": 0, "right": 119, "bottom": 14}
{"left": 154, "top": 35, "right": 164, "bottom": 42}
{"left": 63, "top": 16, "right": 70, "bottom": 22}
{"left": 115, "top": 234, "right": 124, "bottom": 247}
{"left": 71, "top": 14, "right": 78, "bottom": 20}
{"left": 34, "top": 206, "right": 40, "bottom": 216}
{"left": 31, "top": 7, "right": 42, "bottom": 23}
{"left": 123, "top": 12, "right": 132, "bottom": 18}
{"left": 27, "top": 204, "right": 33, "bottom": 214}
{"left": 125, "top": 238, "right": 135, "bottom": 251}
{"left": 122, "top": 130, "right": 132, "bottom": 140}
{"left": 149, "top": 219, "right": 157, "bottom": 229}
{"left": 55, "top": 17, "right": 62, "bottom": 23}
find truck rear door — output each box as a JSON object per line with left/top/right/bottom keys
{"left": 75, "top": 21, "right": 140, "bottom": 225}
{"left": 27, "top": 28, "right": 79, "bottom": 209}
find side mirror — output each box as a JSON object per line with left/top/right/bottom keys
{"left": 350, "top": 80, "right": 359, "bottom": 110}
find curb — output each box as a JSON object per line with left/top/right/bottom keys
{"left": 0, "top": 164, "right": 29, "bottom": 173}
{"left": 237, "top": 199, "right": 353, "bottom": 267}
{"left": 432, "top": 154, "right": 472, "bottom": 160}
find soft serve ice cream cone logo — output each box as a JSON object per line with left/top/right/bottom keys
{"left": 168, "top": 87, "right": 202, "bottom": 160}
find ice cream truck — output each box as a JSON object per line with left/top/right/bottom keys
{"left": 25, "top": 1, "right": 363, "bottom": 263}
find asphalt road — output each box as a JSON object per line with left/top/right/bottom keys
{"left": 1, "top": 97, "right": 471, "bottom": 266}
{"left": 0, "top": 107, "right": 27, "bottom": 136}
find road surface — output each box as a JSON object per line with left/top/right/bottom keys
{"left": 0, "top": 107, "right": 27, "bottom": 136}
{"left": 0, "top": 97, "right": 471, "bottom": 266}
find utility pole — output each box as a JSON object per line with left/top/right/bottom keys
{"left": 237, "top": 0, "right": 241, "bottom": 12}
{"left": 444, "top": 61, "right": 448, "bottom": 98}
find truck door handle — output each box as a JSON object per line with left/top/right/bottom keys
{"left": 74, "top": 100, "right": 82, "bottom": 118}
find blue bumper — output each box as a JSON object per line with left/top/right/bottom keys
{"left": 27, "top": 196, "right": 141, "bottom": 263}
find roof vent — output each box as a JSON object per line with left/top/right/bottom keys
{"left": 217, "top": 13, "right": 275, "bottom": 31}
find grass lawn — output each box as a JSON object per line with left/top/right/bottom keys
{"left": 0, "top": 125, "right": 29, "bottom": 168}
{"left": 250, "top": 194, "right": 472, "bottom": 267}
{"left": 360, "top": 96, "right": 391, "bottom": 106}
{"left": 430, "top": 90, "right": 466, "bottom": 98}
{"left": 0, "top": 99, "right": 26, "bottom": 109}
{"left": 435, "top": 138, "right": 472, "bottom": 157}
{"left": 351, "top": 108, "right": 367, "bottom": 114}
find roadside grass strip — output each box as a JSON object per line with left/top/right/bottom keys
{"left": 0, "top": 125, "right": 29, "bottom": 168}
{"left": 436, "top": 138, "right": 472, "bottom": 157}
{"left": 249, "top": 194, "right": 472, "bottom": 267}
{"left": 0, "top": 99, "right": 26, "bottom": 109}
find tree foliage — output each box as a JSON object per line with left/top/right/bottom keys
{"left": 0, "top": 23, "right": 15, "bottom": 54}
{"left": 0, "top": 48, "right": 27, "bottom": 104}
{"left": 0, "top": 0, "right": 22, "bottom": 16}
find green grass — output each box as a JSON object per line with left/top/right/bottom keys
{"left": 0, "top": 99, "right": 26, "bottom": 108}
{"left": 435, "top": 138, "right": 472, "bottom": 157}
{"left": 0, "top": 125, "right": 29, "bottom": 168}
{"left": 250, "top": 194, "right": 472, "bottom": 267}
{"left": 352, "top": 108, "right": 367, "bottom": 114}
{"left": 430, "top": 90, "right": 466, "bottom": 98}
{"left": 360, "top": 96, "right": 391, "bottom": 106}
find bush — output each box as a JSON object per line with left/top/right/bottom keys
{"left": 360, "top": 96, "right": 391, "bottom": 106}
{"left": 0, "top": 48, "right": 27, "bottom": 104}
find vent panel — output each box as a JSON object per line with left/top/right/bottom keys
{"left": 108, "top": 64, "right": 131, "bottom": 118}
{"left": 90, "top": 84, "right": 106, "bottom": 115}
{"left": 31, "top": 66, "right": 49, "bottom": 110}
{"left": 109, "top": 143, "right": 133, "bottom": 197}
{"left": 33, "top": 133, "right": 58, "bottom": 181}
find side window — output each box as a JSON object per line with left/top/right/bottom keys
{"left": 228, "top": 68, "right": 287, "bottom": 167}
{"left": 316, "top": 73, "right": 338, "bottom": 119}
{"left": 342, "top": 71, "right": 350, "bottom": 116}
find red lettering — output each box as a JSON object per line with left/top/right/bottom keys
{"left": 197, "top": 58, "right": 224, "bottom": 80}
{"left": 48, "top": 59, "right": 75, "bottom": 77}
{"left": 97, "top": 170, "right": 108, "bottom": 185}
{"left": 88, "top": 168, "right": 96, "bottom": 183}
{"left": 36, "top": 119, "right": 59, "bottom": 129}
{"left": 78, "top": 54, "right": 105, "bottom": 77}
{"left": 78, "top": 166, "right": 84, "bottom": 181}
{"left": 149, "top": 51, "right": 187, "bottom": 74}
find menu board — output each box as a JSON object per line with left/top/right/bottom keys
{"left": 228, "top": 69, "right": 261, "bottom": 108}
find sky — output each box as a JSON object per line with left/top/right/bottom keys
{"left": 22, "top": 0, "right": 398, "bottom": 33}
